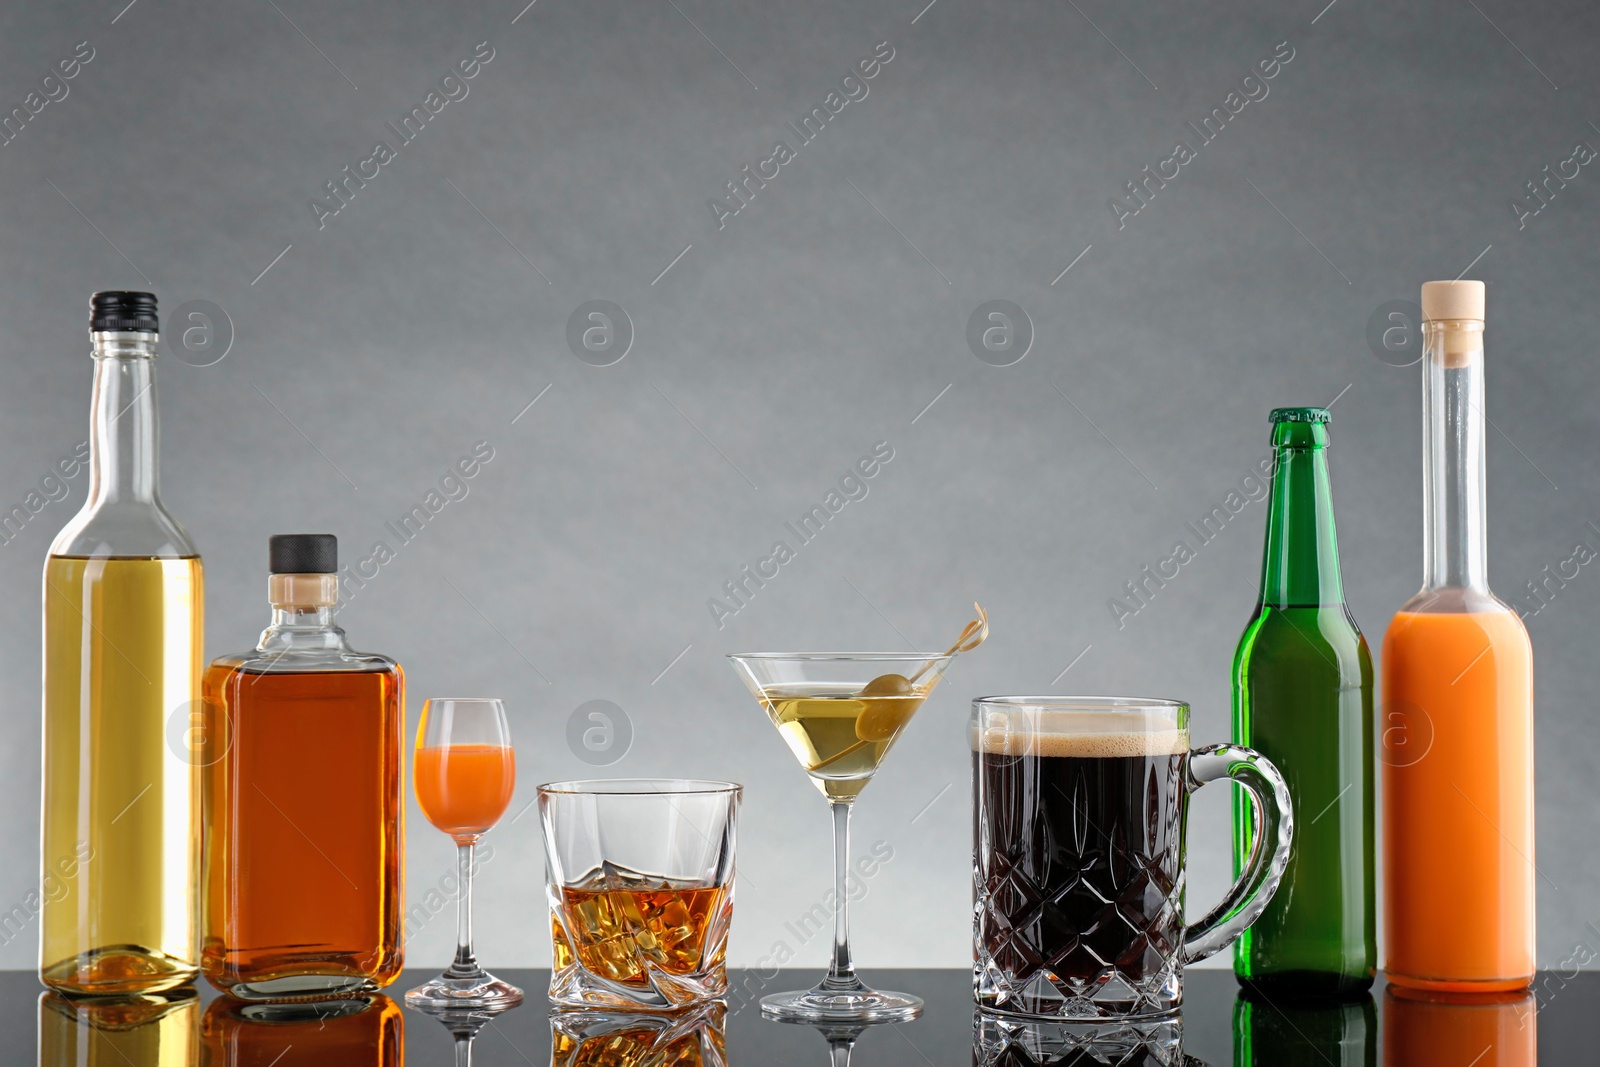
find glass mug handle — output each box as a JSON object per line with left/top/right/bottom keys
{"left": 1179, "top": 743, "right": 1294, "bottom": 965}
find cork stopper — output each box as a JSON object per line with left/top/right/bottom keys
{"left": 1420, "top": 280, "right": 1485, "bottom": 321}
{"left": 1421, "top": 280, "right": 1484, "bottom": 368}
{"left": 269, "top": 573, "right": 338, "bottom": 609}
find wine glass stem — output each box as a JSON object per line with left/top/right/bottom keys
{"left": 449, "top": 840, "right": 480, "bottom": 978}
{"left": 823, "top": 800, "right": 861, "bottom": 991}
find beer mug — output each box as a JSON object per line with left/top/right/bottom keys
{"left": 972, "top": 696, "right": 1292, "bottom": 1019}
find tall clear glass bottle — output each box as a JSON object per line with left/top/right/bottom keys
{"left": 1382, "top": 280, "right": 1534, "bottom": 992}
{"left": 1231, "top": 408, "right": 1374, "bottom": 996}
{"left": 41, "top": 291, "right": 204, "bottom": 995}
{"left": 202, "top": 534, "right": 404, "bottom": 999}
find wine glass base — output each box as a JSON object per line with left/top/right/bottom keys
{"left": 404, "top": 971, "right": 524, "bottom": 1011}
{"left": 760, "top": 986, "right": 923, "bottom": 1023}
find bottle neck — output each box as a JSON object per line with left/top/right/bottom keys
{"left": 1259, "top": 422, "right": 1344, "bottom": 607}
{"left": 86, "top": 333, "right": 162, "bottom": 507}
{"left": 270, "top": 604, "right": 337, "bottom": 629}
{"left": 259, "top": 574, "right": 349, "bottom": 652}
{"left": 1421, "top": 320, "right": 1489, "bottom": 593}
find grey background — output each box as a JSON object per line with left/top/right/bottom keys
{"left": 0, "top": 0, "right": 1595, "bottom": 973}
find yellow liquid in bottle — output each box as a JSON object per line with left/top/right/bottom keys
{"left": 41, "top": 555, "right": 203, "bottom": 995}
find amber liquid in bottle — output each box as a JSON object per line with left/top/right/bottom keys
{"left": 202, "top": 548, "right": 404, "bottom": 998}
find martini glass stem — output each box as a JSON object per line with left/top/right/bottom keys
{"left": 448, "top": 841, "right": 483, "bottom": 979}
{"left": 822, "top": 800, "right": 864, "bottom": 991}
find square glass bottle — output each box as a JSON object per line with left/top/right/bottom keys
{"left": 201, "top": 534, "right": 404, "bottom": 999}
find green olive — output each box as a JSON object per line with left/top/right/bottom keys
{"left": 855, "top": 673, "right": 923, "bottom": 742}
{"left": 860, "top": 673, "right": 913, "bottom": 699}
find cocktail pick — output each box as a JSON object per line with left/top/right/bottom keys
{"left": 910, "top": 602, "right": 988, "bottom": 685}
{"left": 811, "top": 604, "right": 990, "bottom": 767}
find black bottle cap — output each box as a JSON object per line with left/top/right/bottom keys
{"left": 90, "top": 291, "right": 159, "bottom": 333}
{"left": 269, "top": 534, "right": 338, "bottom": 574}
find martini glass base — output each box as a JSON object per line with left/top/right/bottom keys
{"left": 761, "top": 984, "right": 923, "bottom": 1023}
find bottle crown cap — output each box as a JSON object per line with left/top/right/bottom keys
{"left": 269, "top": 533, "right": 338, "bottom": 574}
{"left": 1421, "top": 280, "right": 1485, "bottom": 321}
{"left": 90, "top": 291, "right": 159, "bottom": 333}
{"left": 1269, "top": 407, "right": 1330, "bottom": 424}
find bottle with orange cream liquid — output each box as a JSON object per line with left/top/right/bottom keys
{"left": 1381, "top": 280, "right": 1534, "bottom": 993}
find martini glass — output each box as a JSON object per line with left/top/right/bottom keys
{"left": 727, "top": 652, "right": 955, "bottom": 1022}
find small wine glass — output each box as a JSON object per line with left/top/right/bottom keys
{"left": 405, "top": 698, "right": 523, "bottom": 1010}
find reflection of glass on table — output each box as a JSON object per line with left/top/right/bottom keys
{"left": 409, "top": 1002, "right": 522, "bottom": 1067}
{"left": 550, "top": 1003, "right": 726, "bottom": 1067}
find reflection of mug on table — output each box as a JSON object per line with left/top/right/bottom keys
{"left": 972, "top": 697, "right": 1292, "bottom": 1019}
{"left": 973, "top": 1010, "right": 1184, "bottom": 1065}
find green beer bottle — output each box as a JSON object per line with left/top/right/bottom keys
{"left": 1231, "top": 407, "right": 1374, "bottom": 996}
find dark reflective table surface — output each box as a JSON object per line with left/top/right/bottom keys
{"left": 20, "top": 968, "right": 1594, "bottom": 1064}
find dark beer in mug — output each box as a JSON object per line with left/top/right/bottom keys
{"left": 972, "top": 697, "right": 1291, "bottom": 1020}
{"left": 974, "top": 717, "right": 1186, "bottom": 994}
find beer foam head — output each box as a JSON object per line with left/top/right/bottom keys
{"left": 972, "top": 707, "right": 1188, "bottom": 758}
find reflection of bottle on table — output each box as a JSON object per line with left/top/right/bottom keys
{"left": 1383, "top": 987, "right": 1535, "bottom": 1067}
{"left": 1232, "top": 988, "right": 1374, "bottom": 1067}
{"left": 39, "top": 991, "right": 198, "bottom": 1067}
{"left": 201, "top": 995, "right": 403, "bottom": 1067}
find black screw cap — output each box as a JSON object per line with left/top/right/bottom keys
{"left": 269, "top": 534, "right": 338, "bottom": 574}
{"left": 90, "top": 291, "right": 159, "bottom": 333}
